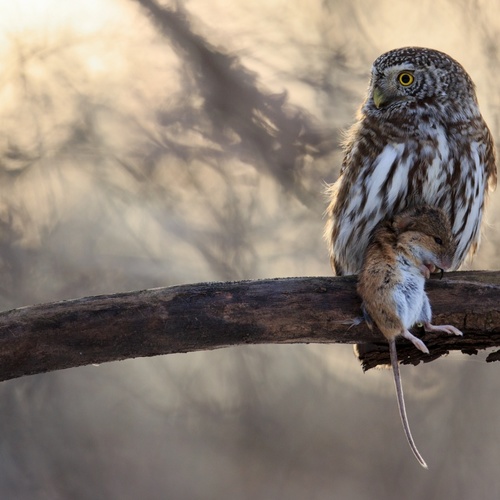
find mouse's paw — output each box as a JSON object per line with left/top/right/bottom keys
{"left": 402, "top": 329, "right": 429, "bottom": 354}
{"left": 424, "top": 323, "right": 463, "bottom": 336}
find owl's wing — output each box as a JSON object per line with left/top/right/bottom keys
{"left": 458, "top": 124, "right": 497, "bottom": 264}
{"left": 484, "top": 126, "right": 497, "bottom": 192}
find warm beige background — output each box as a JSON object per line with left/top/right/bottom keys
{"left": 0, "top": 1, "right": 498, "bottom": 498}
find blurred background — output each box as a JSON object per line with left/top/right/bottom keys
{"left": 0, "top": 0, "right": 499, "bottom": 498}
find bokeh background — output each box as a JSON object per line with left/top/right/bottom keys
{"left": 0, "top": 0, "right": 499, "bottom": 498}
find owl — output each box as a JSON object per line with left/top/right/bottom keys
{"left": 325, "top": 47, "right": 497, "bottom": 276}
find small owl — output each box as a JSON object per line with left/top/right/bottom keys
{"left": 325, "top": 47, "right": 497, "bottom": 276}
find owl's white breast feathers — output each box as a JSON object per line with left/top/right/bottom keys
{"left": 330, "top": 124, "right": 488, "bottom": 274}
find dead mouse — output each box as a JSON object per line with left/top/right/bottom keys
{"left": 357, "top": 205, "right": 463, "bottom": 468}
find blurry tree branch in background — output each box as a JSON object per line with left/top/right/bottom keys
{"left": 0, "top": 271, "right": 498, "bottom": 382}
{"left": 134, "top": 0, "right": 335, "bottom": 209}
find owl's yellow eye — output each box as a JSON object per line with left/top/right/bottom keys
{"left": 398, "top": 72, "right": 414, "bottom": 86}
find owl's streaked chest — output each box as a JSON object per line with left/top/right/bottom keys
{"left": 346, "top": 122, "right": 454, "bottom": 211}
{"left": 333, "top": 116, "right": 487, "bottom": 273}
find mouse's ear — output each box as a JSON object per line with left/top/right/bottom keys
{"left": 392, "top": 213, "right": 415, "bottom": 233}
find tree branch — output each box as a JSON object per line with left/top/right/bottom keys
{"left": 0, "top": 271, "right": 498, "bottom": 381}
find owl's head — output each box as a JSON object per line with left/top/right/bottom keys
{"left": 363, "top": 47, "right": 478, "bottom": 116}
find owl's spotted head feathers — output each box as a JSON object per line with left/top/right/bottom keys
{"left": 363, "top": 47, "right": 478, "bottom": 118}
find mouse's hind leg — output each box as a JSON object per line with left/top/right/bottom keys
{"left": 417, "top": 294, "right": 462, "bottom": 337}
{"left": 401, "top": 329, "right": 430, "bottom": 354}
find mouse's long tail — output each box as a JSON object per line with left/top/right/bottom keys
{"left": 389, "top": 340, "right": 428, "bottom": 469}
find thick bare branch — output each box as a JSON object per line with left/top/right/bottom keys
{"left": 0, "top": 271, "right": 498, "bottom": 381}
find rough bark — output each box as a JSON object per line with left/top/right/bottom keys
{"left": 0, "top": 271, "right": 498, "bottom": 381}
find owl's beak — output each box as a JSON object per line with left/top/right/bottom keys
{"left": 373, "top": 86, "right": 387, "bottom": 109}
{"left": 373, "top": 85, "right": 407, "bottom": 109}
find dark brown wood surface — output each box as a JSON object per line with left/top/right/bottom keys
{"left": 0, "top": 271, "right": 498, "bottom": 381}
